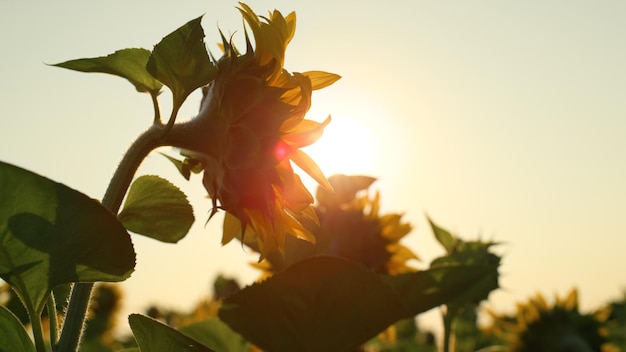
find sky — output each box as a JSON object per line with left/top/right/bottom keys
{"left": 1, "top": 0, "right": 626, "bottom": 338}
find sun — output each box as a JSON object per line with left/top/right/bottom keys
{"left": 302, "top": 112, "right": 378, "bottom": 178}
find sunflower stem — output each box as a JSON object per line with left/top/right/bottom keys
{"left": 47, "top": 292, "right": 59, "bottom": 346}
{"left": 151, "top": 92, "right": 162, "bottom": 125}
{"left": 442, "top": 308, "right": 454, "bottom": 352}
{"left": 31, "top": 310, "right": 47, "bottom": 352}
{"left": 56, "top": 123, "right": 166, "bottom": 352}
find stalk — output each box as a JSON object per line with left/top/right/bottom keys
{"left": 31, "top": 311, "right": 47, "bottom": 352}
{"left": 442, "top": 309, "right": 454, "bottom": 352}
{"left": 55, "top": 124, "right": 165, "bottom": 352}
{"left": 56, "top": 84, "right": 213, "bottom": 352}
{"left": 47, "top": 293, "right": 59, "bottom": 346}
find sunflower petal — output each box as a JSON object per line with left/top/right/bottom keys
{"left": 303, "top": 71, "right": 341, "bottom": 90}
{"left": 282, "top": 212, "right": 316, "bottom": 243}
{"left": 289, "top": 149, "right": 332, "bottom": 191}
{"left": 223, "top": 212, "right": 242, "bottom": 245}
{"left": 282, "top": 116, "right": 330, "bottom": 148}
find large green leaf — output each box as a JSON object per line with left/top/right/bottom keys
{"left": 128, "top": 314, "right": 215, "bottom": 352}
{"left": 180, "top": 319, "right": 250, "bottom": 352}
{"left": 219, "top": 256, "right": 405, "bottom": 352}
{"left": 146, "top": 16, "right": 217, "bottom": 108}
{"left": 0, "top": 306, "right": 35, "bottom": 352}
{"left": 118, "top": 175, "right": 194, "bottom": 243}
{"left": 383, "top": 264, "right": 498, "bottom": 318}
{"left": 51, "top": 48, "right": 163, "bottom": 95}
{"left": 0, "top": 161, "right": 135, "bottom": 316}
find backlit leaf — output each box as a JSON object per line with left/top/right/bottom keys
{"left": 118, "top": 175, "right": 194, "bottom": 243}
{"left": 180, "top": 319, "right": 250, "bottom": 352}
{"left": 129, "top": 314, "right": 215, "bottom": 352}
{"left": 219, "top": 256, "right": 404, "bottom": 352}
{"left": 383, "top": 264, "right": 498, "bottom": 318}
{"left": 51, "top": 48, "right": 162, "bottom": 94}
{"left": 0, "top": 161, "right": 135, "bottom": 317}
{"left": 0, "top": 306, "right": 35, "bottom": 352}
{"left": 147, "top": 16, "right": 216, "bottom": 108}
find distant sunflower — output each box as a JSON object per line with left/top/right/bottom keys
{"left": 169, "top": 3, "right": 340, "bottom": 258}
{"left": 245, "top": 174, "right": 419, "bottom": 275}
{"left": 484, "top": 288, "right": 610, "bottom": 352}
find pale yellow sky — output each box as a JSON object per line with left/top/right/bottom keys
{"left": 1, "top": 0, "right": 625, "bottom": 336}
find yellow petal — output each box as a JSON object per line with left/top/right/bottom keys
{"left": 303, "top": 71, "right": 341, "bottom": 90}
{"left": 282, "top": 211, "right": 316, "bottom": 243}
{"left": 281, "top": 172, "right": 314, "bottom": 212}
{"left": 289, "top": 149, "right": 332, "bottom": 191}
{"left": 283, "top": 11, "right": 297, "bottom": 44}
{"left": 282, "top": 116, "right": 330, "bottom": 148}
{"left": 563, "top": 288, "right": 579, "bottom": 311}
{"left": 301, "top": 204, "right": 319, "bottom": 225}
{"left": 388, "top": 243, "right": 420, "bottom": 261}
{"left": 222, "top": 212, "right": 242, "bottom": 245}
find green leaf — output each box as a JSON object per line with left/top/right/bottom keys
{"left": 383, "top": 263, "right": 499, "bottom": 318}
{"left": 129, "top": 314, "right": 215, "bottom": 352}
{"left": 430, "top": 241, "right": 501, "bottom": 311}
{"left": 219, "top": 256, "right": 405, "bottom": 352}
{"left": 427, "top": 215, "right": 458, "bottom": 254}
{"left": 147, "top": 16, "right": 217, "bottom": 108}
{"left": 51, "top": 48, "right": 163, "bottom": 94}
{"left": 0, "top": 161, "right": 135, "bottom": 316}
{"left": 118, "top": 175, "right": 194, "bottom": 243}
{"left": 0, "top": 306, "right": 36, "bottom": 352}
{"left": 160, "top": 153, "right": 191, "bottom": 180}
{"left": 180, "top": 319, "right": 250, "bottom": 352}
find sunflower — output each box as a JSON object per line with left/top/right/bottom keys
{"left": 244, "top": 174, "right": 419, "bottom": 275}
{"left": 484, "top": 288, "right": 610, "bottom": 352}
{"left": 168, "top": 3, "right": 340, "bottom": 258}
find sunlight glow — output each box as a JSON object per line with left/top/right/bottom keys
{"left": 303, "top": 113, "right": 378, "bottom": 177}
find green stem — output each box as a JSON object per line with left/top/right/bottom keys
{"left": 31, "top": 310, "right": 47, "bottom": 352}
{"left": 55, "top": 124, "right": 166, "bottom": 352}
{"left": 442, "top": 308, "right": 453, "bottom": 352}
{"left": 151, "top": 92, "right": 161, "bottom": 125}
{"left": 47, "top": 293, "right": 59, "bottom": 346}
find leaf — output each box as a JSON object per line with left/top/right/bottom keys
{"left": 118, "top": 175, "right": 194, "bottom": 243}
{"left": 51, "top": 48, "right": 163, "bottom": 94}
{"left": 0, "top": 161, "right": 135, "bottom": 316}
{"left": 129, "top": 314, "right": 215, "bottom": 352}
{"left": 427, "top": 215, "right": 458, "bottom": 254}
{"left": 160, "top": 153, "right": 191, "bottom": 180}
{"left": 430, "top": 242, "right": 501, "bottom": 310}
{"left": 180, "top": 319, "right": 250, "bottom": 352}
{"left": 147, "top": 16, "right": 217, "bottom": 108}
{"left": 159, "top": 153, "right": 203, "bottom": 181}
{"left": 383, "top": 263, "right": 499, "bottom": 318}
{"left": 219, "top": 256, "right": 405, "bottom": 352}
{"left": 0, "top": 306, "right": 36, "bottom": 352}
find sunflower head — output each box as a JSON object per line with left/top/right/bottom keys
{"left": 171, "top": 3, "right": 340, "bottom": 259}
{"left": 245, "top": 174, "right": 419, "bottom": 275}
{"left": 485, "top": 288, "right": 610, "bottom": 352}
